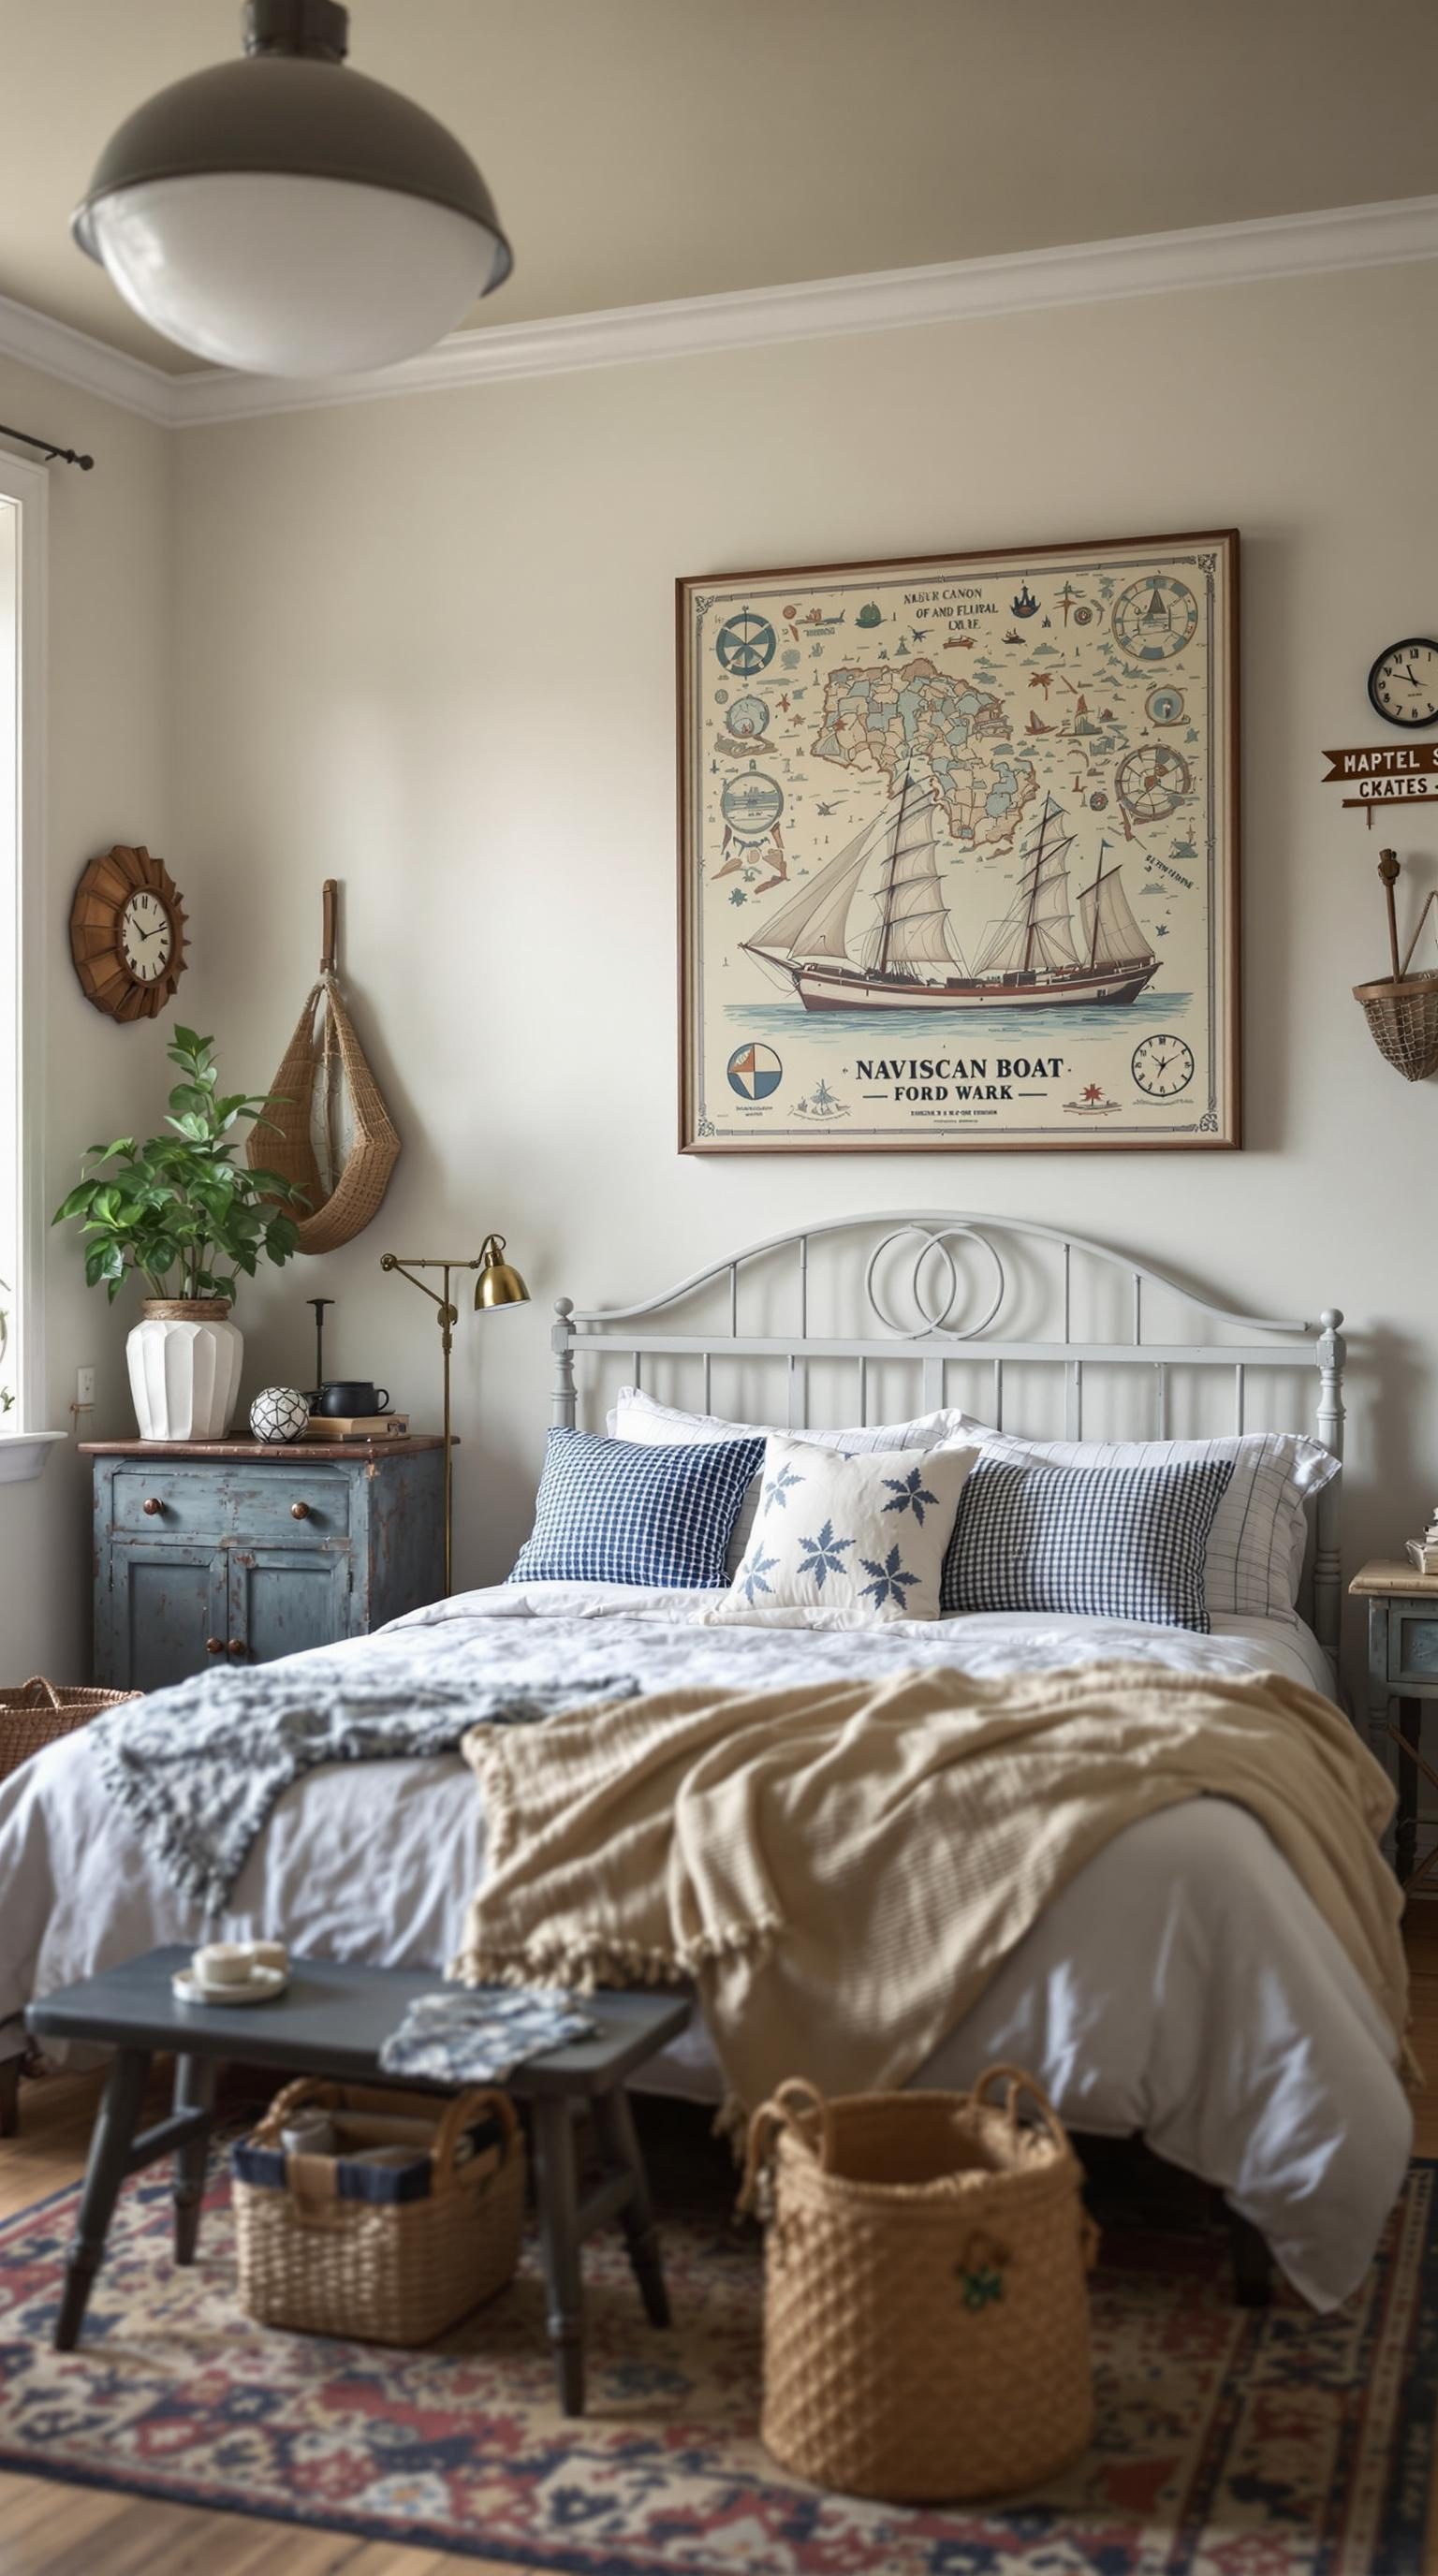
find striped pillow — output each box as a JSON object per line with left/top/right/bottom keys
{"left": 969, "top": 1429, "right": 1336, "bottom": 1621}
{"left": 509, "top": 1427, "right": 764, "bottom": 1589}
{"left": 942, "top": 1455, "right": 1234, "bottom": 1632}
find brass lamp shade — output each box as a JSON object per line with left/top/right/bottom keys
{"left": 475, "top": 1234, "right": 529, "bottom": 1311}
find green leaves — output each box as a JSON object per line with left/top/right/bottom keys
{"left": 53, "top": 1027, "right": 308, "bottom": 1307}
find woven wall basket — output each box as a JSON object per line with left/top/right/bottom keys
{"left": 249, "top": 967, "right": 401, "bottom": 1254}
{"left": 742, "top": 2066, "right": 1097, "bottom": 2504}
{"left": 1353, "top": 968, "right": 1438, "bottom": 1083}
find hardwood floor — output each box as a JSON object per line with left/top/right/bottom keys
{"left": 6, "top": 1913, "right": 1438, "bottom": 2574}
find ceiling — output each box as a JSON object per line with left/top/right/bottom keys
{"left": 0, "top": 0, "right": 1432, "bottom": 376}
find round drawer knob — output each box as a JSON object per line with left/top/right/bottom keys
{"left": 142, "top": 1496, "right": 164, "bottom": 1516}
{"left": 205, "top": 1637, "right": 225, "bottom": 1656}
{"left": 290, "top": 1500, "right": 312, "bottom": 1521}
{"left": 227, "top": 1638, "right": 246, "bottom": 1659}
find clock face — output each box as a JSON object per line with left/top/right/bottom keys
{"left": 1131, "top": 1033, "right": 1195, "bottom": 1098}
{"left": 120, "top": 887, "right": 173, "bottom": 983}
{"left": 1368, "top": 637, "right": 1438, "bottom": 728}
{"left": 70, "top": 844, "right": 188, "bottom": 1022}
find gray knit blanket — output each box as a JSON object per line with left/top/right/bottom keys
{"left": 87, "top": 1664, "right": 638, "bottom": 1917}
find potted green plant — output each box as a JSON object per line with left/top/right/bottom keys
{"left": 53, "top": 1026, "right": 307, "bottom": 1441}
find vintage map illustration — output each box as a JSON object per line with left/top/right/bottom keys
{"left": 679, "top": 535, "right": 1238, "bottom": 1152}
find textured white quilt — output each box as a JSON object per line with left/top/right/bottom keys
{"left": 0, "top": 1582, "right": 1410, "bottom": 2308}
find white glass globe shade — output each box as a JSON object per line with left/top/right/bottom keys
{"left": 86, "top": 171, "right": 506, "bottom": 376}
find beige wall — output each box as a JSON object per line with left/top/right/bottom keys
{"left": 156, "top": 258, "right": 1436, "bottom": 1643}
{"left": 0, "top": 359, "right": 171, "bottom": 1676}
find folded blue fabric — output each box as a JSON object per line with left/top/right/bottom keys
{"left": 378, "top": 1987, "right": 598, "bottom": 2085}
{"left": 508, "top": 1426, "right": 764, "bottom": 1588}
{"left": 941, "top": 1455, "right": 1234, "bottom": 1631}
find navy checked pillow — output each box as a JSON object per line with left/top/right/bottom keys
{"left": 941, "top": 1456, "right": 1234, "bottom": 1632}
{"left": 509, "top": 1427, "right": 765, "bottom": 1589}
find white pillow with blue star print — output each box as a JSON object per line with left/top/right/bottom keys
{"left": 717, "top": 1432, "right": 981, "bottom": 1622}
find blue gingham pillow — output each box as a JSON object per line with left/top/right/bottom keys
{"left": 509, "top": 1427, "right": 765, "bottom": 1589}
{"left": 941, "top": 1456, "right": 1234, "bottom": 1632}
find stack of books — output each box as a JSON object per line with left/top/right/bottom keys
{"left": 301, "top": 1412, "right": 410, "bottom": 1443}
{"left": 1405, "top": 1514, "right": 1438, "bottom": 1574}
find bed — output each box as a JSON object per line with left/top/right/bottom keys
{"left": 0, "top": 1215, "right": 1410, "bottom": 2311}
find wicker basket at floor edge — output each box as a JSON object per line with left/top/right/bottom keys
{"left": 233, "top": 2078, "right": 526, "bottom": 2346}
{"left": 741, "top": 2064, "right": 1098, "bottom": 2504}
{"left": 0, "top": 1676, "right": 139, "bottom": 1782}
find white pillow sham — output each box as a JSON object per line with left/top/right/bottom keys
{"left": 609, "top": 1385, "right": 984, "bottom": 1573}
{"left": 715, "top": 1433, "right": 979, "bottom": 1624}
{"left": 965, "top": 1427, "right": 1337, "bottom": 1622}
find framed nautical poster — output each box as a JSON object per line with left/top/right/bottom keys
{"left": 677, "top": 531, "right": 1240, "bottom": 1153}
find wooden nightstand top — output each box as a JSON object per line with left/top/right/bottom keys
{"left": 80, "top": 1436, "right": 448, "bottom": 1461}
{"left": 1349, "top": 1559, "right": 1438, "bottom": 1598}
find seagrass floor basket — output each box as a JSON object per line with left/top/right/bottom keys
{"left": 0, "top": 1677, "right": 138, "bottom": 1783}
{"left": 233, "top": 2079, "right": 525, "bottom": 2346}
{"left": 742, "top": 2064, "right": 1097, "bottom": 2503}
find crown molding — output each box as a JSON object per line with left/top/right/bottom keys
{"left": 0, "top": 285, "right": 175, "bottom": 426}
{"left": 2, "top": 193, "right": 1436, "bottom": 434}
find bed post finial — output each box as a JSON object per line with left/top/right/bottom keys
{"left": 1313, "top": 1308, "right": 1345, "bottom": 1671}
{"left": 551, "top": 1298, "right": 577, "bottom": 1430}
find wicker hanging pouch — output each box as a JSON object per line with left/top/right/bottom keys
{"left": 249, "top": 970, "right": 401, "bottom": 1255}
{"left": 741, "top": 2065, "right": 1097, "bottom": 2503}
{"left": 233, "top": 2079, "right": 524, "bottom": 2345}
{"left": 0, "top": 1677, "right": 139, "bottom": 1783}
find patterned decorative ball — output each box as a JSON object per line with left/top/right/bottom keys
{"left": 249, "top": 1385, "right": 310, "bottom": 1444}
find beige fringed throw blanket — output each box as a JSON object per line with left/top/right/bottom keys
{"left": 454, "top": 1661, "right": 1410, "bottom": 2111}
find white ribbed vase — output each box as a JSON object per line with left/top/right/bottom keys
{"left": 126, "top": 1299, "right": 243, "bottom": 1442}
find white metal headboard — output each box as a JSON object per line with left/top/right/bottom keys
{"left": 550, "top": 1214, "right": 1347, "bottom": 1664}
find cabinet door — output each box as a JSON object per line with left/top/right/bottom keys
{"left": 101, "top": 1543, "right": 228, "bottom": 1691}
{"left": 228, "top": 1546, "right": 352, "bottom": 1666}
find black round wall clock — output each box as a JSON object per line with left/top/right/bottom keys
{"left": 1368, "top": 637, "right": 1438, "bottom": 728}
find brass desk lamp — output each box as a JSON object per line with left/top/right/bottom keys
{"left": 378, "top": 1234, "right": 529, "bottom": 1594}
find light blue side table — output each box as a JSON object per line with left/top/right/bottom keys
{"left": 1351, "top": 1559, "right": 1438, "bottom": 1889}
{"left": 83, "top": 1435, "right": 448, "bottom": 1692}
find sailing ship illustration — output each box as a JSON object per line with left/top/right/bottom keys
{"left": 741, "top": 781, "right": 1158, "bottom": 1014}
{"left": 1011, "top": 582, "right": 1039, "bottom": 618}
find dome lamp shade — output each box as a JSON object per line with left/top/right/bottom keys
{"left": 72, "top": 0, "right": 512, "bottom": 378}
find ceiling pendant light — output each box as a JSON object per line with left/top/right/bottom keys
{"left": 72, "top": 0, "right": 511, "bottom": 379}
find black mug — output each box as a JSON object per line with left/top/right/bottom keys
{"left": 315, "top": 1381, "right": 390, "bottom": 1418}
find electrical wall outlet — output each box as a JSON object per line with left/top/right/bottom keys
{"left": 76, "top": 1366, "right": 95, "bottom": 1408}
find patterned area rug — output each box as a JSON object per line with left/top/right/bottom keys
{"left": 0, "top": 2125, "right": 1435, "bottom": 2575}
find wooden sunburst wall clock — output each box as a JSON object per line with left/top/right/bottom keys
{"left": 69, "top": 843, "right": 188, "bottom": 1021}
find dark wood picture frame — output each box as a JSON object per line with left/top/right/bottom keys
{"left": 677, "top": 529, "right": 1240, "bottom": 1155}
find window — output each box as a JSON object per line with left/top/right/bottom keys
{"left": 0, "top": 452, "right": 47, "bottom": 1435}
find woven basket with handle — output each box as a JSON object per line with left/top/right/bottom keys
{"left": 233, "top": 2078, "right": 524, "bottom": 2345}
{"left": 1353, "top": 969, "right": 1438, "bottom": 1083}
{"left": 0, "top": 1676, "right": 139, "bottom": 1784}
{"left": 741, "top": 2065, "right": 1097, "bottom": 2503}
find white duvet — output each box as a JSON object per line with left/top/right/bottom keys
{"left": 0, "top": 1583, "right": 1410, "bottom": 2309}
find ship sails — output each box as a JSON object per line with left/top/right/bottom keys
{"left": 1078, "top": 849, "right": 1151, "bottom": 971}
{"left": 741, "top": 780, "right": 1158, "bottom": 1014}
{"left": 973, "top": 801, "right": 1082, "bottom": 977}
{"left": 746, "top": 780, "right": 964, "bottom": 986}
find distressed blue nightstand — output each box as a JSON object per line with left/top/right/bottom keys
{"left": 1351, "top": 1559, "right": 1438, "bottom": 1889}
{"left": 83, "top": 1436, "right": 448, "bottom": 1692}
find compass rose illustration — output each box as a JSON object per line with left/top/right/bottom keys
{"left": 715, "top": 609, "right": 777, "bottom": 676}
{"left": 1116, "top": 741, "right": 1191, "bottom": 822}
{"left": 1111, "top": 575, "right": 1199, "bottom": 664}
{"left": 726, "top": 1043, "right": 783, "bottom": 1100}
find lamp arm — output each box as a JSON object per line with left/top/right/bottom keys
{"left": 378, "top": 1253, "right": 450, "bottom": 1309}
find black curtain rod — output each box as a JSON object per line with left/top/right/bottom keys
{"left": 0, "top": 422, "right": 94, "bottom": 471}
